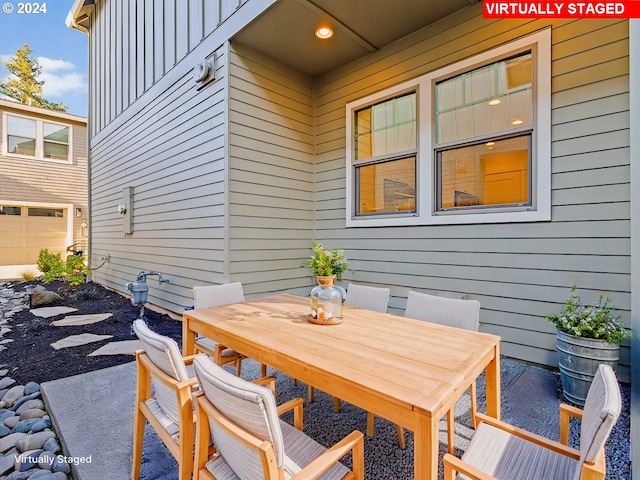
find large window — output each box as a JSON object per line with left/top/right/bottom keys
{"left": 3, "top": 113, "right": 71, "bottom": 163}
{"left": 345, "top": 30, "right": 550, "bottom": 227}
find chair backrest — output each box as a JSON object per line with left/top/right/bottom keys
{"left": 404, "top": 290, "right": 480, "bottom": 331}
{"left": 133, "top": 319, "right": 190, "bottom": 424}
{"left": 193, "top": 282, "right": 245, "bottom": 309}
{"left": 573, "top": 364, "right": 621, "bottom": 480}
{"left": 344, "top": 283, "right": 390, "bottom": 313}
{"left": 193, "top": 354, "right": 284, "bottom": 479}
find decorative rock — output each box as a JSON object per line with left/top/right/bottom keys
{"left": 4, "top": 416, "right": 20, "bottom": 428}
{"left": 11, "top": 419, "right": 41, "bottom": 434}
{"left": 0, "top": 410, "right": 15, "bottom": 421}
{"left": 37, "top": 450, "right": 55, "bottom": 470}
{"left": 49, "top": 457, "right": 70, "bottom": 475}
{"left": 26, "top": 470, "right": 54, "bottom": 479}
{"left": 0, "top": 452, "right": 17, "bottom": 475}
{"left": 0, "top": 377, "right": 15, "bottom": 390}
{"left": 33, "top": 472, "right": 67, "bottom": 480}
{"left": 29, "top": 287, "right": 63, "bottom": 308}
{"left": 30, "top": 419, "right": 51, "bottom": 433}
{"left": 15, "top": 448, "right": 44, "bottom": 471}
{"left": 42, "top": 438, "right": 60, "bottom": 454}
{"left": 0, "top": 424, "right": 11, "bottom": 437}
{"left": 5, "top": 470, "right": 33, "bottom": 480}
{"left": 0, "top": 432, "right": 27, "bottom": 453}
{"left": 23, "top": 383, "right": 40, "bottom": 396}
{"left": 15, "top": 400, "right": 45, "bottom": 415}
{"left": 11, "top": 392, "right": 42, "bottom": 412}
{"left": 2, "top": 386, "right": 25, "bottom": 407}
{"left": 15, "top": 431, "right": 56, "bottom": 452}
{"left": 19, "top": 409, "right": 45, "bottom": 421}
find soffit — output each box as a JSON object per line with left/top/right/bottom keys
{"left": 232, "top": 0, "right": 477, "bottom": 77}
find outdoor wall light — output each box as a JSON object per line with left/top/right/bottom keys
{"left": 488, "top": 99, "right": 501, "bottom": 106}
{"left": 118, "top": 203, "right": 127, "bottom": 215}
{"left": 75, "top": 207, "right": 82, "bottom": 217}
{"left": 512, "top": 119, "right": 524, "bottom": 125}
{"left": 315, "top": 27, "right": 333, "bottom": 39}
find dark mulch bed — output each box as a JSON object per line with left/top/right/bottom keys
{"left": 2, "top": 280, "right": 182, "bottom": 385}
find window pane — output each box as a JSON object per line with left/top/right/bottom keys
{"left": 356, "top": 157, "right": 416, "bottom": 215}
{"left": 7, "top": 116, "right": 36, "bottom": 138}
{"left": 355, "top": 93, "right": 416, "bottom": 160}
{"left": 44, "top": 123, "right": 69, "bottom": 143}
{"left": 8, "top": 136, "right": 36, "bottom": 156}
{"left": 44, "top": 141, "right": 69, "bottom": 160}
{"left": 438, "top": 136, "right": 530, "bottom": 210}
{"left": 436, "top": 53, "right": 532, "bottom": 144}
{"left": 28, "top": 208, "right": 64, "bottom": 217}
{"left": 0, "top": 206, "right": 22, "bottom": 216}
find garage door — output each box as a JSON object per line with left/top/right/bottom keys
{"left": 0, "top": 205, "right": 67, "bottom": 267}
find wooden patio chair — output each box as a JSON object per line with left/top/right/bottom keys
{"left": 307, "top": 283, "right": 391, "bottom": 411}
{"left": 401, "top": 290, "right": 481, "bottom": 453}
{"left": 193, "top": 282, "right": 267, "bottom": 377}
{"left": 132, "top": 319, "right": 198, "bottom": 480}
{"left": 443, "top": 364, "right": 622, "bottom": 480}
{"left": 192, "top": 354, "right": 365, "bottom": 480}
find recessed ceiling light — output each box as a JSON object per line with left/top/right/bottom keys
{"left": 488, "top": 99, "right": 501, "bottom": 106}
{"left": 512, "top": 119, "right": 524, "bottom": 125}
{"left": 486, "top": 142, "right": 495, "bottom": 146}
{"left": 315, "top": 27, "right": 333, "bottom": 39}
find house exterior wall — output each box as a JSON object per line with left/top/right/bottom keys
{"left": 313, "top": 8, "right": 631, "bottom": 378}
{"left": 227, "top": 44, "right": 315, "bottom": 296}
{"left": 0, "top": 101, "right": 88, "bottom": 276}
{"left": 87, "top": 0, "right": 276, "bottom": 310}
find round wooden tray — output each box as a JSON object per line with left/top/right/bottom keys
{"left": 307, "top": 315, "right": 343, "bottom": 325}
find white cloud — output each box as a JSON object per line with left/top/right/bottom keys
{"left": 38, "top": 57, "right": 75, "bottom": 72}
{"left": 40, "top": 71, "right": 87, "bottom": 97}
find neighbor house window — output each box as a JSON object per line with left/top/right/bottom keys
{"left": 345, "top": 29, "right": 550, "bottom": 227}
{"left": 3, "top": 113, "right": 71, "bottom": 163}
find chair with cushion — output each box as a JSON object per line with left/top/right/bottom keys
{"left": 443, "top": 364, "right": 622, "bottom": 480}
{"left": 193, "top": 282, "right": 266, "bottom": 377}
{"left": 132, "top": 319, "right": 198, "bottom": 480}
{"left": 192, "top": 354, "right": 365, "bottom": 480}
{"left": 402, "top": 290, "right": 481, "bottom": 453}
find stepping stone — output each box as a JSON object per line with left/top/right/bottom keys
{"left": 30, "top": 307, "right": 78, "bottom": 318}
{"left": 52, "top": 313, "right": 113, "bottom": 327}
{"left": 88, "top": 340, "right": 143, "bottom": 356}
{"left": 50, "top": 334, "right": 113, "bottom": 350}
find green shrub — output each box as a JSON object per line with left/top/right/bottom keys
{"left": 36, "top": 248, "right": 91, "bottom": 286}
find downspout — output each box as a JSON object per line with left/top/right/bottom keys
{"left": 630, "top": 18, "right": 639, "bottom": 480}
{"left": 86, "top": 25, "right": 93, "bottom": 280}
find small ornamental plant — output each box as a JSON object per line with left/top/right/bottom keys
{"left": 301, "top": 243, "right": 348, "bottom": 280}
{"left": 547, "top": 287, "right": 631, "bottom": 344}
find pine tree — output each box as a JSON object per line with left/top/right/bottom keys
{"left": 0, "top": 44, "right": 66, "bottom": 112}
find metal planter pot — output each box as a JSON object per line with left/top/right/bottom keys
{"left": 556, "top": 329, "right": 619, "bottom": 406}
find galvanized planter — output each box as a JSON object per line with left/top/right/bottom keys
{"left": 556, "top": 329, "right": 619, "bottom": 406}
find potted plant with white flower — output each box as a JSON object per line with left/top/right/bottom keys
{"left": 547, "top": 287, "right": 630, "bottom": 405}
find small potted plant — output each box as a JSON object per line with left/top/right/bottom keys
{"left": 547, "top": 287, "right": 631, "bottom": 405}
{"left": 301, "top": 243, "right": 348, "bottom": 323}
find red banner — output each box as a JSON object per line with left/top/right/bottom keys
{"left": 484, "top": 1, "right": 640, "bottom": 18}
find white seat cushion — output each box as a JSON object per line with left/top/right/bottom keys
{"left": 460, "top": 422, "right": 578, "bottom": 480}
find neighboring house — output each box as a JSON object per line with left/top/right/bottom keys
{"left": 0, "top": 99, "right": 88, "bottom": 279}
{"left": 67, "top": 2, "right": 637, "bottom": 375}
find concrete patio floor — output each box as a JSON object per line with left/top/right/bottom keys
{"left": 41, "top": 357, "right": 631, "bottom": 480}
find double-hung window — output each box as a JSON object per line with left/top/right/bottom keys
{"left": 346, "top": 30, "right": 550, "bottom": 227}
{"left": 3, "top": 113, "right": 71, "bottom": 163}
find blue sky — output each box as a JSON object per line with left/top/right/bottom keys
{"left": 0, "top": 1, "right": 88, "bottom": 116}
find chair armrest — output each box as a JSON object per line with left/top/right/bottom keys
{"left": 443, "top": 453, "right": 497, "bottom": 480}
{"left": 475, "top": 413, "right": 580, "bottom": 460}
{"left": 252, "top": 376, "right": 276, "bottom": 394}
{"left": 183, "top": 354, "right": 198, "bottom": 365}
{"left": 277, "top": 398, "right": 304, "bottom": 431}
{"left": 291, "top": 431, "right": 364, "bottom": 480}
{"left": 559, "top": 403, "right": 583, "bottom": 445}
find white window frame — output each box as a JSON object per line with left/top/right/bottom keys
{"left": 2, "top": 112, "right": 73, "bottom": 165}
{"left": 346, "top": 29, "right": 551, "bottom": 227}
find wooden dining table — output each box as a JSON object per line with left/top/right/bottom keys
{"left": 182, "top": 293, "right": 501, "bottom": 480}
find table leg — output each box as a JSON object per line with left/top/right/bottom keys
{"left": 182, "top": 316, "right": 196, "bottom": 356}
{"left": 484, "top": 343, "right": 501, "bottom": 419}
{"left": 413, "top": 413, "right": 438, "bottom": 479}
